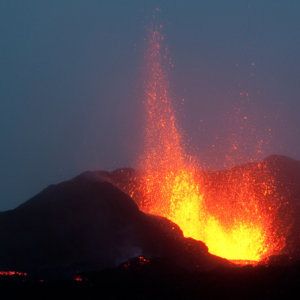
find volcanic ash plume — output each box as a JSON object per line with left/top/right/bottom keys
{"left": 133, "top": 24, "right": 287, "bottom": 263}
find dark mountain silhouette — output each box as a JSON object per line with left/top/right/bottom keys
{"left": 0, "top": 154, "right": 299, "bottom": 280}
{"left": 0, "top": 174, "right": 228, "bottom": 279}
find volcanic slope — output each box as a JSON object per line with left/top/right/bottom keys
{"left": 0, "top": 174, "right": 228, "bottom": 279}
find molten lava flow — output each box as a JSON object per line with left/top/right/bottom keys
{"left": 0, "top": 271, "right": 28, "bottom": 276}
{"left": 134, "top": 24, "right": 286, "bottom": 263}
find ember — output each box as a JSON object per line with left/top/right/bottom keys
{"left": 131, "top": 24, "right": 287, "bottom": 263}
{"left": 74, "top": 275, "right": 83, "bottom": 282}
{"left": 0, "top": 271, "right": 28, "bottom": 277}
{"left": 137, "top": 256, "right": 150, "bottom": 264}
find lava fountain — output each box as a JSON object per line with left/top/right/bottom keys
{"left": 134, "top": 24, "right": 286, "bottom": 263}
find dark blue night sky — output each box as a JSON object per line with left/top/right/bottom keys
{"left": 1, "top": 0, "right": 300, "bottom": 210}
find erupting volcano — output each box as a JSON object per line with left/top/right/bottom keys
{"left": 130, "top": 24, "right": 287, "bottom": 263}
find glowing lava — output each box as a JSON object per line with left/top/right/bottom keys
{"left": 134, "top": 24, "right": 286, "bottom": 263}
{"left": 0, "top": 271, "right": 28, "bottom": 277}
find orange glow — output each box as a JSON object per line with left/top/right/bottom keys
{"left": 0, "top": 271, "right": 28, "bottom": 276}
{"left": 133, "top": 25, "right": 286, "bottom": 263}
{"left": 74, "top": 275, "right": 83, "bottom": 282}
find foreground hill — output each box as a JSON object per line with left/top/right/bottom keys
{"left": 0, "top": 175, "right": 227, "bottom": 279}
{"left": 1, "top": 154, "right": 299, "bottom": 280}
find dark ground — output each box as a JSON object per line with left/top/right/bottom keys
{"left": 1, "top": 257, "right": 300, "bottom": 299}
